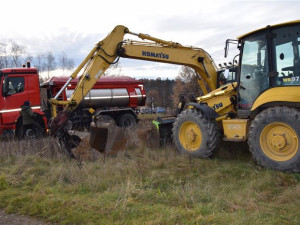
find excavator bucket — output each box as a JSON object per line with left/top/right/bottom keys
{"left": 89, "top": 117, "right": 127, "bottom": 154}
{"left": 153, "top": 116, "right": 175, "bottom": 146}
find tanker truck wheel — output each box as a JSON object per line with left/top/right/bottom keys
{"left": 248, "top": 107, "right": 300, "bottom": 172}
{"left": 172, "top": 109, "right": 220, "bottom": 158}
{"left": 117, "top": 113, "right": 137, "bottom": 128}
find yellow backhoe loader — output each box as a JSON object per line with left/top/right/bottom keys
{"left": 49, "top": 20, "right": 300, "bottom": 172}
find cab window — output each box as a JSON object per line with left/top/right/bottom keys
{"left": 239, "top": 33, "right": 269, "bottom": 109}
{"left": 273, "top": 25, "right": 300, "bottom": 86}
{"left": 2, "top": 77, "right": 25, "bottom": 96}
{"left": 218, "top": 67, "right": 237, "bottom": 87}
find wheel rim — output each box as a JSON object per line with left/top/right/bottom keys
{"left": 179, "top": 121, "right": 202, "bottom": 151}
{"left": 25, "top": 128, "right": 37, "bottom": 139}
{"left": 260, "top": 122, "right": 299, "bottom": 162}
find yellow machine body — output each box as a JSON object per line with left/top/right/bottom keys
{"left": 197, "top": 82, "right": 238, "bottom": 116}
{"left": 222, "top": 119, "right": 249, "bottom": 141}
{"left": 251, "top": 86, "right": 300, "bottom": 111}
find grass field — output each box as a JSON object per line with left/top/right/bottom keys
{"left": 0, "top": 133, "right": 300, "bottom": 224}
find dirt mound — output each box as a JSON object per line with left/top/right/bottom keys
{"left": 71, "top": 133, "right": 101, "bottom": 161}
{"left": 71, "top": 122, "right": 160, "bottom": 161}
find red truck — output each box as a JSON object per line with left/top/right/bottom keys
{"left": 0, "top": 64, "right": 146, "bottom": 138}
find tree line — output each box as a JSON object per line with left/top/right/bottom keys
{"left": 138, "top": 66, "right": 202, "bottom": 110}
{"left": 139, "top": 77, "right": 175, "bottom": 109}
{"left": 0, "top": 41, "right": 74, "bottom": 78}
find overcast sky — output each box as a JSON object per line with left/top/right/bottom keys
{"left": 1, "top": 0, "right": 299, "bottom": 79}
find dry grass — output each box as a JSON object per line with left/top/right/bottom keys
{"left": 0, "top": 126, "right": 299, "bottom": 224}
{"left": 0, "top": 138, "right": 66, "bottom": 159}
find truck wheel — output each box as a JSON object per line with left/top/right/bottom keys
{"left": 117, "top": 113, "right": 137, "bottom": 128}
{"left": 18, "top": 122, "right": 43, "bottom": 139}
{"left": 172, "top": 109, "right": 220, "bottom": 158}
{"left": 248, "top": 107, "right": 300, "bottom": 172}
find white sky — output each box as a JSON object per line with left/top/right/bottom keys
{"left": 1, "top": 0, "right": 299, "bottom": 79}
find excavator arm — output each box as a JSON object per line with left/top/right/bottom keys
{"left": 48, "top": 25, "right": 220, "bottom": 153}
{"left": 49, "top": 25, "right": 128, "bottom": 134}
{"left": 119, "top": 34, "right": 218, "bottom": 94}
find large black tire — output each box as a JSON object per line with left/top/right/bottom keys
{"left": 117, "top": 113, "right": 137, "bottom": 128}
{"left": 17, "top": 122, "right": 43, "bottom": 139}
{"left": 248, "top": 107, "right": 300, "bottom": 172}
{"left": 172, "top": 109, "right": 220, "bottom": 158}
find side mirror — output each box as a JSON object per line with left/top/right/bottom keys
{"left": 224, "top": 39, "right": 239, "bottom": 58}
{"left": 2, "top": 77, "right": 10, "bottom": 96}
{"left": 224, "top": 40, "right": 229, "bottom": 58}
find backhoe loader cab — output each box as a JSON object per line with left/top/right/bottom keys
{"left": 173, "top": 20, "right": 300, "bottom": 172}
{"left": 237, "top": 21, "right": 300, "bottom": 111}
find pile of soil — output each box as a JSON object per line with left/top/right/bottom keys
{"left": 71, "top": 119, "right": 160, "bottom": 161}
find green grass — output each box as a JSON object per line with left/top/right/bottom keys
{"left": 0, "top": 138, "right": 300, "bottom": 224}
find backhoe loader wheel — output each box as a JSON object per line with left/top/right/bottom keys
{"left": 172, "top": 109, "right": 219, "bottom": 158}
{"left": 249, "top": 107, "right": 300, "bottom": 172}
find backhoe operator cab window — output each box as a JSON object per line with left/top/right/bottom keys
{"left": 217, "top": 67, "right": 237, "bottom": 87}
{"left": 273, "top": 25, "right": 300, "bottom": 86}
{"left": 239, "top": 33, "right": 269, "bottom": 109}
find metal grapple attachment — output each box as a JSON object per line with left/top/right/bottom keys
{"left": 89, "top": 116, "right": 127, "bottom": 153}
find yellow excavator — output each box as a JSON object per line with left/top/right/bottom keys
{"left": 48, "top": 25, "right": 224, "bottom": 154}
{"left": 49, "top": 20, "right": 300, "bottom": 172}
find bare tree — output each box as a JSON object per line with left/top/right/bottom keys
{"left": 171, "top": 66, "right": 202, "bottom": 107}
{"left": 34, "top": 53, "right": 46, "bottom": 73}
{"left": 10, "top": 42, "right": 25, "bottom": 67}
{"left": 45, "top": 51, "right": 56, "bottom": 78}
{"left": 58, "top": 52, "right": 75, "bottom": 75}
{"left": 0, "top": 43, "right": 9, "bottom": 69}
{"left": 24, "top": 54, "right": 33, "bottom": 66}
{"left": 147, "top": 89, "right": 161, "bottom": 110}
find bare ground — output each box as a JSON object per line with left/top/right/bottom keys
{"left": 0, "top": 209, "right": 50, "bottom": 225}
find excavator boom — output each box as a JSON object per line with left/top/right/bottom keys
{"left": 48, "top": 25, "right": 221, "bottom": 154}
{"left": 119, "top": 39, "right": 218, "bottom": 94}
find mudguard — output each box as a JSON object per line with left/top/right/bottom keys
{"left": 186, "top": 103, "right": 218, "bottom": 119}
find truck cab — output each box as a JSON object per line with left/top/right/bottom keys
{"left": 0, "top": 66, "right": 47, "bottom": 137}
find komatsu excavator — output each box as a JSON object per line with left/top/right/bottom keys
{"left": 49, "top": 20, "right": 300, "bottom": 172}
{"left": 48, "top": 25, "right": 222, "bottom": 154}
